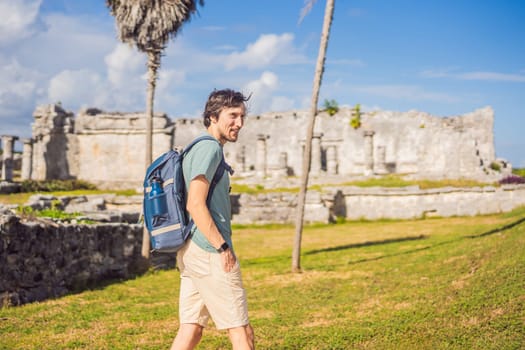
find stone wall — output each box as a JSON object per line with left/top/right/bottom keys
{"left": 22, "top": 185, "right": 525, "bottom": 225}
{"left": 231, "top": 191, "right": 334, "bottom": 224}
{"left": 336, "top": 184, "right": 525, "bottom": 220}
{"left": 73, "top": 109, "right": 175, "bottom": 188}
{"left": 0, "top": 211, "right": 148, "bottom": 307}
{"left": 229, "top": 185, "right": 525, "bottom": 223}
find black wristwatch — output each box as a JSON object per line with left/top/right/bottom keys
{"left": 216, "top": 242, "right": 229, "bottom": 253}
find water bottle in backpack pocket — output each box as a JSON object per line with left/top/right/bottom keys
{"left": 149, "top": 177, "right": 168, "bottom": 218}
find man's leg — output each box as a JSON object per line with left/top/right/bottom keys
{"left": 228, "top": 324, "right": 254, "bottom": 350}
{"left": 171, "top": 323, "right": 203, "bottom": 350}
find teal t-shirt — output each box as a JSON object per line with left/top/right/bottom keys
{"left": 182, "top": 135, "right": 233, "bottom": 253}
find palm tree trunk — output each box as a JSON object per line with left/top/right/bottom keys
{"left": 292, "top": 0, "right": 335, "bottom": 273}
{"left": 141, "top": 50, "right": 161, "bottom": 259}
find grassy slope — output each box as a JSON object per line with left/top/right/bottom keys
{"left": 1, "top": 208, "right": 524, "bottom": 349}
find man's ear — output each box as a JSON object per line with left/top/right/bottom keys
{"left": 209, "top": 114, "right": 218, "bottom": 124}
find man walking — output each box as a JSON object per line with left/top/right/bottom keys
{"left": 171, "top": 89, "right": 254, "bottom": 350}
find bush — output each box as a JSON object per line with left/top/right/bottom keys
{"left": 322, "top": 99, "right": 339, "bottom": 116}
{"left": 499, "top": 175, "right": 525, "bottom": 185}
{"left": 490, "top": 162, "right": 501, "bottom": 172}
{"left": 19, "top": 180, "right": 97, "bottom": 193}
{"left": 17, "top": 205, "right": 87, "bottom": 223}
{"left": 350, "top": 103, "right": 362, "bottom": 129}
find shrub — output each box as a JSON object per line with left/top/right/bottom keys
{"left": 19, "top": 180, "right": 96, "bottom": 193}
{"left": 322, "top": 99, "right": 339, "bottom": 116}
{"left": 350, "top": 103, "right": 361, "bottom": 129}
{"left": 18, "top": 206, "right": 85, "bottom": 222}
{"left": 490, "top": 162, "right": 501, "bottom": 172}
{"left": 499, "top": 175, "right": 525, "bottom": 185}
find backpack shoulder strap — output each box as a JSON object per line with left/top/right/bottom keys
{"left": 181, "top": 134, "right": 216, "bottom": 157}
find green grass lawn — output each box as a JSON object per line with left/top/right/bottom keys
{"left": 1, "top": 208, "right": 524, "bottom": 349}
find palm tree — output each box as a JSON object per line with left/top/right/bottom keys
{"left": 292, "top": 0, "right": 336, "bottom": 272}
{"left": 106, "top": 0, "right": 203, "bottom": 259}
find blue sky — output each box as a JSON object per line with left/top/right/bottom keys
{"left": 1, "top": 0, "right": 524, "bottom": 167}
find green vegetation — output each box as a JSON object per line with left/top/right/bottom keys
{"left": 1, "top": 177, "right": 498, "bottom": 206}
{"left": 341, "top": 174, "right": 413, "bottom": 188}
{"left": 1, "top": 207, "right": 524, "bottom": 349}
{"left": 512, "top": 168, "right": 525, "bottom": 177}
{"left": 230, "top": 183, "right": 300, "bottom": 194}
{"left": 19, "top": 179, "right": 97, "bottom": 192}
{"left": 232, "top": 176, "right": 496, "bottom": 196}
{"left": 489, "top": 162, "right": 501, "bottom": 172}
{"left": 0, "top": 189, "right": 138, "bottom": 206}
{"left": 416, "top": 178, "right": 492, "bottom": 189}
{"left": 313, "top": 176, "right": 492, "bottom": 192}
{"left": 350, "top": 103, "right": 362, "bottom": 129}
{"left": 16, "top": 205, "right": 83, "bottom": 222}
{"left": 322, "top": 99, "right": 339, "bottom": 116}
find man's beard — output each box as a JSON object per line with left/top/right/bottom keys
{"left": 221, "top": 129, "right": 240, "bottom": 143}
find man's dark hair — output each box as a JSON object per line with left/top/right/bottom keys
{"left": 203, "top": 89, "right": 250, "bottom": 127}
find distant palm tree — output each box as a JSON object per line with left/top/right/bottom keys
{"left": 292, "top": 0, "right": 335, "bottom": 272}
{"left": 106, "top": 0, "right": 203, "bottom": 259}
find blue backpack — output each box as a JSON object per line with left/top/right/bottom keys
{"left": 143, "top": 135, "right": 232, "bottom": 253}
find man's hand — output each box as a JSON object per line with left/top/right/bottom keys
{"left": 220, "top": 249, "right": 237, "bottom": 272}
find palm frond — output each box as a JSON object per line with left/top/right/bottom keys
{"left": 106, "top": 0, "right": 204, "bottom": 52}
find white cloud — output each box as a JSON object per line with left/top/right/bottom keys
{"left": 214, "top": 44, "right": 238, "bottom": 51}
{"left": 353, "top": 85, "right": 459, "bottom": 103}
{"left": 0, "top": 58, "right": 40, "bottom": 99}
{"left": 359, "top": 104, "right": 383, "bottom": 112}
{"left": 458, "top": 71, "right": 525, "bottom": 82}
{"left": 202, "top": 25, "right": 225, "bottom": 32}
{"left": 243, "top": 71, "right": 278, "bottom": 113}
{"left": 157, "top": 69, "right": 186, "bottom": 92}
{"left": 421, "top": 68, "right": 525, "bottom": 82}
{"left": 242, "top": 71, "right": 295, "bottom": 114}
{"left": 420, "top": 68, "right": 455, "bottom": 78}
{"left": 328, "top": 58, "right": 365, "bottom": 67}
{"left": 47, "top": 66, "right": 149, "bottom": 113}
{"left": 48, "top": 69, "right": 105, "bottom": 108}
{"left": 105, "top": 44, "right": 145, "bottom": 87}
{"left": 225, "top": 33, "right": 305, "bottom": 70}
{"left": 0, "top": 0, "right": 44, "bottom": 46}
{"left": 270, "top": 96, "right": 295, "bottom": 112}
{"left": 153, "top": 68, "right": 187, "bottom": 114}
{"left": 14, "top": 13, "right": 115, "bottom": 73}
{"left": 44, "top": 44, "right": 185, "bottom": 115}
{"left": 0, "top": 58, "right": 44, "bottom": 135}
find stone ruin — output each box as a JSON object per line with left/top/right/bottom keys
{"left": 0, "top": 104, "right": 513, "bottom": 188}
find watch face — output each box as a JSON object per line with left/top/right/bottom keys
{"left": 218, "top": 242, "right": 229, "bottom": 252}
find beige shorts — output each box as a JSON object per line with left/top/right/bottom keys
{"left": 176, "top": 239, "right": 249, "bottom": 330}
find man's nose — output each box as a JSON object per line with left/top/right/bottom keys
{"left": 235, "top": 117, "right": 244, "bottom": 128}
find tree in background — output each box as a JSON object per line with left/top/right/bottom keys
{"left": 106, "top": 0, "right": 203, "bottom": 259}
{"left": 293, "top": 0, "right": 336, "bottom": 272}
